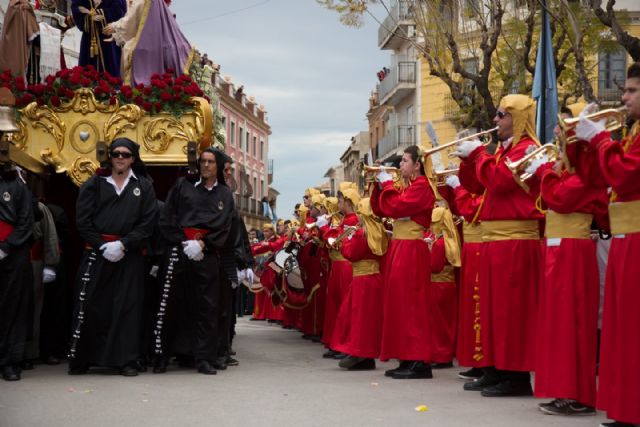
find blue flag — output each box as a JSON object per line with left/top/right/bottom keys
{"left": 532, "top": 6, "right": 558, "bottom": 145}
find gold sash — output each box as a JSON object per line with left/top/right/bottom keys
{"left": 545, "top": 211, "right": 592, "bottom": 239}
{"left": 392, "top": 219, "right": 425, "bottom": 240}
{"left": 432, "top": 265, "right": 455, "bottom": 283}
{"left": 609, "top": 200, "right": 640, "bottom": 235}
{"left": 482, "top": 220, "right": 540, "bottom": 242}
{"left": 329, "top": 249, "right": 346, "bottom": 262}
{"left": 352, "top": 259, "right": 380, "bottom": 277}
{"left": 463, "top": 222, "right": 483, "bottom": 244}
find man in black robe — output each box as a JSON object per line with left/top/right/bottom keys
{"left": 156, "top": 148, "right": 235, "bottom": 375}
{"left": 69, "top": 137, "right": 157, "bottom": 376}
{"left": 0, "top": 166, "right": 34, "bottom": 381}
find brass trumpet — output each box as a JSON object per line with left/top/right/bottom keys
{"left": 506, "top": 144, "right": 559, "bottom": 191}
{"left": 433, "top": 168, "right": 459, "bottom": 187}
{"left": 362, "top": 165, "right": 400, "bottom": 183}
{"left": 423, "top": 127, "right": 498, "bottom": 158}
{"left": 559, "top": 106, "right": 627, "bottom": 144}
{"left": 327, "top": 226, "right": 358, "bottom": 248}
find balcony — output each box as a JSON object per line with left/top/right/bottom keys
{"left": 595, "top": 78, "right": 625, "bottom": 104}
{"left": 378, "top": 0, "right": 414, "bottom": 50}
{"left": 378, "top": 61, "right": 416, "bottom": 106}
{"left": 377, "top": 124, "right": 416, "bottom": 160}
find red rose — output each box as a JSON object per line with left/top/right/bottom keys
{"left": 173, "top": 85, "right": 183, "bottom": 93}
{"left": 15, "top": 80, "right": 26, "bottom": 92}
{"left": 57, "top": 87, "right": 67, "bottom": 97}
{"left": 160, "top": 91, "right": 172, "bottom": 101}
{"left": 204, "top": 96, "right": 210, "bottom": 103}
{"left": 151, "top": 73, "right": 161, "bottom": 80}
{"left": 66, "top": 89, "right": 75, "bottom": 98}
{"left": 134, "top": 96, "right": 144, "bottom": 106}
{"left": 136, "top": 83, "right": 145, "bottom": 90}
{"left": 60, "top": 69, "right": 71, "bottom": 79}
{"left": 69, "top": 75, "right": 81, "bottom": 86}
{"left": 51, "top": 96, "right": 61, "bottom": 107}
{"left": 142, "top": 101, "right": 152, "bottom": 111}
{"left": 0, "top": 71, "right": 10, "bottom": 82}
{"left": 84, "top": 64, "right": 95, "bottom": 72}
{"left": 94, "top": 87, "right": 104, "bottom": 96}
{"left": 20, "top": 93, "right": 33, "bottom": 105}
{"left": 143, "top": 87, "right": 152, "bottom": 96}
{"left": 154, "top": 102, "right": 162, "bottom": 112}
{"left": 109, "top": 96, "right": 117, "bottom": 105}
{"left": 81, "top": 78, "right": 91, "bottom": 87}
{"left": 36, "top": 97, "right": 45, "bottom": 106}
{"left": 173, "top": 94, "right": 182, "bottom": 102}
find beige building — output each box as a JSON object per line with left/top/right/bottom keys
{"left": 323, "top": 165, "right": 345, "bottom": 196}
{"left": 340, "top": 132, "right": 369, "bottom": 192}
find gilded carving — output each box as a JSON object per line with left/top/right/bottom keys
{"left": 68, "top": 157, "right": 98, "bottom": 186}
{"left": 143, "top": 117, "right": 190, "bottom": 153}
{"left": 54, "top": 88, "right": 118, "bottom": 115}
{"left": 40, "top": 147, "right": 66, "bottom": 171}
{"left": 10, "top": 119, "right": 28, "bottom": 150}
{"left": 22, "top": 103, "right": 66, "bottom": 152}
{"left": 104, "top": 104, "right": 143, "bottom": 142}
{"left": 70, "top": 120, "right": 100, "bottom": 154}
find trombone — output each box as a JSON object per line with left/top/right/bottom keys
{"left": 558, "top": 106, "right": 627, "bottom": 144}
{"left": 505, "top": 144, "right": 559, "bottom": 192}
{"left": 423, "top": 127, "right": 498, "bottom": 158}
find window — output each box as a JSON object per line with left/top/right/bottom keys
{"left": 253, "top": 177, "right": 257, "bottom": 198}
{"left": 598, "top": 47, "right": 627, "bottom": 102}
{"left": 260, "top": 140, "right": 264, "bottom": 160}
{"left": 230, "top": 122, "right": 235, "bottom": 146}
{"left": 239, "top": 126, "right": 244, "bottom": 150}
{"left": 246, "top": 132, "right": 250, "bottom": 153}
{"left": 253, "top": 136, "right": 257, "bottom": 156}
{"left": 261, "top": 179, "right": 265, "bottom": 199}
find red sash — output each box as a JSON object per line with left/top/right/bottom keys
{"left": 85, "top": 234, "right": 122, "bottom": 250}
{"left": 183, "top": 227, "right": 209, "bottom": 240}
{"left": 30, "top": 240, "right": 43, "bottom": 261}
{"left": 0, "top": 220, "right": 14, "bottom": 242}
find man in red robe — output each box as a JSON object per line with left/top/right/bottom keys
{"left": 573, "top": 62, "right": 640, "bottom": 427}
{"left": 453, "top": 94, "right": 543, "bottom": 396}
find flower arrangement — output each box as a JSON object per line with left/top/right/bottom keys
{"left": 1, "top": 66, "right": 207, "bottom": 116}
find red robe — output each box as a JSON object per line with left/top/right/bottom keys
{"left": 461, "top": 137, "right": 543, "bottom": 371}
{"left": 321, "top": 213, "right": 357, "bottom": 347}
{"left": 297, "top": 218, "right": 324, "bottom": 335}
{"left": 331, "top": 228, "right": 383, "bottom": 358}
{"left": 252, "top": 236, "right": 286, "bottom": 321}
{"left": 428, "top": 235, "right": 457, "bottom": 363}
{"left": 583, "top": 128, "right": 640, "bottom": 424}
{"left": 371, "top": 175, "right": 435, "bottom": 361}
{"left": 533, "top": 166, "right": 608, "bottom": 407}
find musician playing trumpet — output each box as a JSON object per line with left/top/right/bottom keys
{"left": 250, "top": 223, "right": 284, "bottom": 322}
{"left": 452, "top": 95, "right": 543, "bottom": 396}
{"left": 571, "top": 62, "right": 640, "bottom": 427}
{"left": 523, "top": 105, "right": 609, "bottom": 416}
{"left": 320, "top": 186, "right": 358, "bottom": 358}
{"left": 331, "top": 198, "right": 388, "bottom": 371}
{"left": 370, "top": 145, "right": 436, "bottom": 379}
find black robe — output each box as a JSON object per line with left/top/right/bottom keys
{"left": 156, "top": 178, "right": 234, "bottom": 362}
{"left": 71, "top": 173, "right": 157, "bottom": 368}
{"left": 0, "top": 175, "right": 34, "bottom": 366}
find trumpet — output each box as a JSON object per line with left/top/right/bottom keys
{"left": 433, "top": 168, "right": 459, "bottom": 187}
{"left": 423, "top": 127, "right": 498, "bottom": 158}
{"left": 327, "top": 226, "right": 358, "bottom": 248}
{"left": 505, "top": 144, "right": 559, "bottom": 191}
{"left": 362, "top": 165, "right": 400, "bottom": 183}
{"left": 558, "top": 106, "right": 627, "bottom": 144}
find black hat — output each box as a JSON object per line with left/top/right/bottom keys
{"left": 110, "top": 137, "right": 148, "bottom": 178}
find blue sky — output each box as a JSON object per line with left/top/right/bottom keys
{"left": 171, "top": 0, "right": 387, "bottom": 218}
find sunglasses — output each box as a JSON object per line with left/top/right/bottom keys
{"left": 496, "top": 110, "right": 509, "bottom": 119}
{"left": 110, "top": 151, "right": 133, "bottom": 159}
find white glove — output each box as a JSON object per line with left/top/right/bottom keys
{"left": 100, "top": 241, "right": 125, "bottom": 263}
{"left": 244, "top": 268, "right": 255, "bottom": 285}
{"left": 445, "top": 175, "right": 461, "bottom": 189}
{"left": 43, "top": 267, "right": 57, "bottom": 283}
{"left": 0, "top": 248, "right": 7, "bottom": 261}
{"left": 524, "top": 155, "right": 550, "bottom": 176}
{"left": 451, "top": 139, "right": 483, "bottom": 158}
{"left": 182, "top": 240, "right": 203, "bottom": 261}
{"left": 236, "top": 269, "right": 246, "bottom": 282}
{"left": 575, "top": 104, "right": 606, "bottom": 142}
{"left": 149, "top": 265, "right": 159, "bottom": 278}
{"left": 94, "top": 0, "right": 102, "bottom": 7}
{"left": 376, "top": 168, "right": 392, "bottom": 183}
{"left": 92, "top": 14, "right": 105, "bottom": 22}
{"left": 315, "top": 215, "right": 329, "bottom": 228}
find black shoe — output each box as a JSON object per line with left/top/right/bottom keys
{"left": 538, "top": 399, "right": 596, "bottom": 416}
{"left": 339, "top": 356, "right": 363, "bottom": 369}
{"left": 384, "top": 361, "right": 410, "bottom": 377}
{"left": 2, "top": 365, "right": 20, "bottom": 381}
{"left": 599, "top": 422, "right": 636, "bottom": 427}
{"left": 391, "top": 361, "right": 433, "bottom": 379}
{"left": 463, "top": 374, "right": 501, "bottom": 391}
{"left": 267, "top": 319, "right": 278, "bottom": 323}
{"left": 310, "top": 335, "right": 322, "bottom": 343}
{"left": 481, "top": 380, "right": 533, "bottom": 397}
{"left": 339, "top": 357, "right": 376, "bottom": 371}
{"left": 44, "top": 356, "right": 61, "bottom": 365}
{"left": 120, "top": 364, "right": 139, "bottom": 377}
{"left": 196, "top": 360, "right": 217, "bottom": 375}
{"left": 431, "top": 362, "right": 453, "bottom": 369}
{"left": 458, "top": 367, "right": 483, "bottom": 380}
{"left": 67, "top": 364, "right": 88, "bottom": 375}
{"left": 332, "top": 352, "right": 347, "bottom": 360}
{"left": 302, "top": 334, "right": 313, "bottom": 340}
{"left": 177, "top": 355, "right": 194, "bottom": 368}
{"left": 213, "top": 357, "right": 227, "bottom": 370}
{"left": 250, "top": 318, "right": 265, "bottom": 321}
{"left": 225, "top": 356, "right": 239, "bottom": 366}
{"left": 21, "top": 360, "right": 34, "bottom": 370}
{"left": 153, "top": 358, "right": 168, "bottom": 374}
{"left": 136, "top": 360, "right": 148, "bottom": 373}
{"left": 229, "top": 349, "right": 236, "bottom": 356}
{"left": 322, "top": 349, "right": 338, "bottom": 359}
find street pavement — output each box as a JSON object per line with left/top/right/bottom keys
{"left": 0, "top": 317, "right": 608, "bottom": 427}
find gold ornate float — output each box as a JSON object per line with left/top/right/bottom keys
{"left": 6, "top": 88, "right": 212, "bottom": 185}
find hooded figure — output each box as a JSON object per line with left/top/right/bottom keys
{"left": 109, "top": 137, "right": 149, "bottom": 178}
{"left": 0, "top": 0, "right": 39, "bottom": 77}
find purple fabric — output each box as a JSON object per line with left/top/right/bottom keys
{"left": 131, "top": 0, "right": 191, "bottom": 86}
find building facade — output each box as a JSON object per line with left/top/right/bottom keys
{"left": 340, "top": 131, "right": 369, "bottom": 192}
